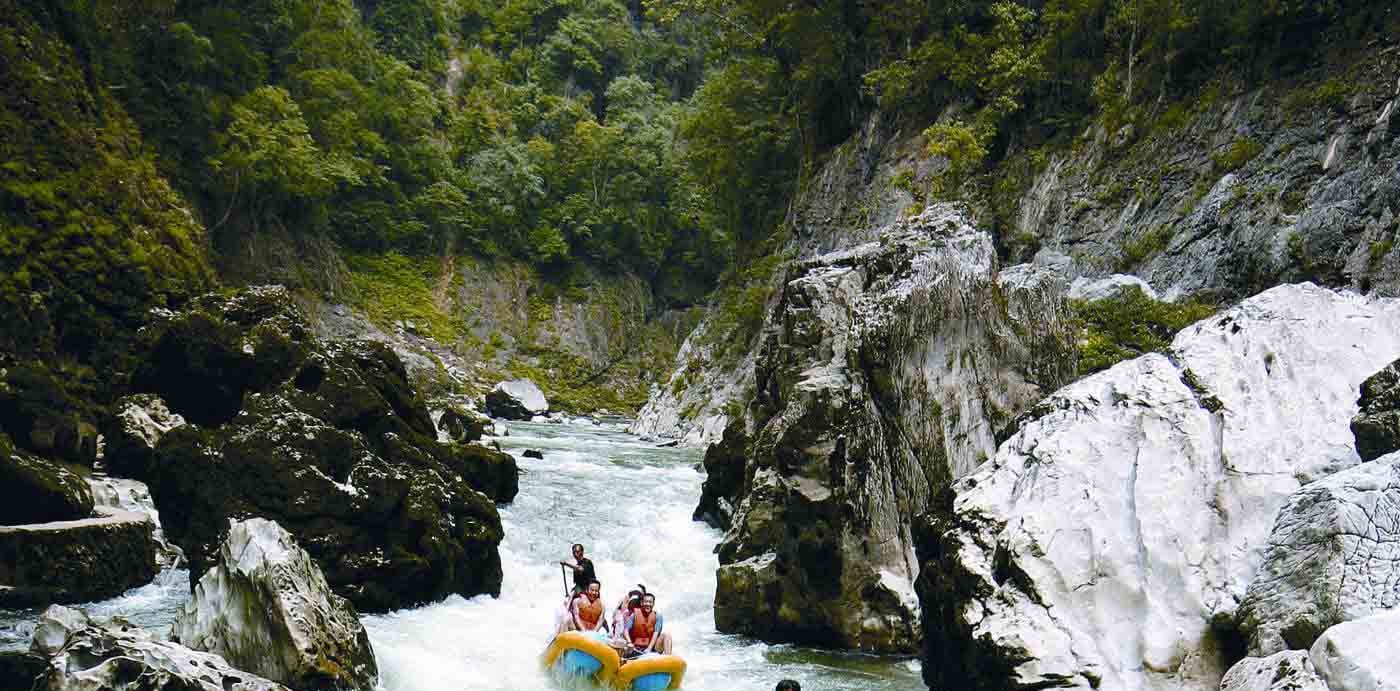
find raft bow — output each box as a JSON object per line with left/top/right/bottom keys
{"left": 541, "top": 632, "right": 687, "bottom": 689}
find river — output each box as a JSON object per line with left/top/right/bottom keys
{"left": 1, "top": 421, "right": 924, "bottom": 691}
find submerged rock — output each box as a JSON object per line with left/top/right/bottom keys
{"left": 29, "top": 605, "right": 289, "bottom": 691}
{"left": 132, "top": 287, "right": 513, "bottom": 612}
{"left": 0, "top": 433, "right": 92, "bottom": 525}
{"left": 712, "top": 205, "right": 1075, "bottom": 653}
{"left": 173, "top": 518, "right": 377, "bottom": 691}
{"left": 1221, "top": 651, "right": 1327, "bottom": 691}
{"left": 484, "top": 379, "right": 548, "bottom": 420}
{"left": 0, "top": 506, "right": 157, "bottom": 607}
{"left": 1351, "top": 359, "right": 1400, "bottom": 461}
{"left": 1309, "top": 609, "right": 1400, "bottom": 691}
{"left": 523, "top": 448, "right": 544, "bottom": 459}
{"left": 1238, "top": 452, "right": 1400, "bottom": 655}
{"left": 917, "top": 284, "right": 1400, "bottom": 691}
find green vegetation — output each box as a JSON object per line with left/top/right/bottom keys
{"left": 0, "top": 2, "right": 212, "bottom": 389}
{"left": 344, "top": 252, "right": 458, "bottom": 342}
{"left": 1213, "top": 138, "right": 1265, "bottom": 173}
{"left": 1071, "top": 287, "right": 1216, "bottom": 374}
{"left": 1119, "top": 225, "right": 1175, "bottom": 268}
{"left": 1284, "top": 78, "right": 1353, "bottom": 114}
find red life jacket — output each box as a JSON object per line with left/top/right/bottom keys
{"left": 630, "top": 610, "right": 657, "bottom": 647}
{"left": 577, "top": 595, "right": 603, "bottom": 628}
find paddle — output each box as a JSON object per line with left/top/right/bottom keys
{"left": 561, "top": 563, "right": 570, "bottom": 600}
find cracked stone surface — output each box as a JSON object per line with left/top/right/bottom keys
{"left": 1238, "top": 451, "right": 1400, "bottom": 656}
{"left": 1221, "top": 651, "right": 1328, "bottom": 691}
{"left": 918, "top": 283, "right": 1400, "bottom": 691}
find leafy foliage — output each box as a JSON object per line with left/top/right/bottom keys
{"left": 1071, "top": 287, "right": 1216, "bottom": 374}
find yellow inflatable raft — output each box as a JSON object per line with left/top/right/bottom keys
{"left": 614, "top": 654, "right": 686, "bottom": 690}
{"left": 541, "top": 631, "right": 687, "bottom": 689}
{"left": 542, "top": 631, "right": 621, "bottom": 684}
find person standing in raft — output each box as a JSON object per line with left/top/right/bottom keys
{"left": 556, "top": 580, "right": 608, "bottom": 635}
{"left": 559, "top": 543, "right": 596, "bottom": 596}
{"left": 622, "top": 593, "right": 673, "bottom": 657}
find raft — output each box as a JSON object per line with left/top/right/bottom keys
{"left": 542, "top": 631, "right": 621, "bottom": 684}
{"left": 614, "top": 654, "right": 686, "bottom": 691}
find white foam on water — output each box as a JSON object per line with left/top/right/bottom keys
{"left": 364, "top": 422, "right": 923, "bottom": 691}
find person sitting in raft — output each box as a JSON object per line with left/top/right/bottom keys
{"left": 622, "top": 593, "right": 673, "bottom": 658}
{"left": 608, "top": 586, "right": 646, "bottom": 652}
{"left": 559, "top": 543, "right": 596, "bottom": 596}
{"left": 556, "top": 579, "right": 608, "bottom": 635}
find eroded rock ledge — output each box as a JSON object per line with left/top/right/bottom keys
{"left": 0, "top": 506, "right": 156, "bottom": 607}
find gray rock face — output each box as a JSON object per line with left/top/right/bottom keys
{"left": 0, "top": 506, "right": 158, "bottom": 607}
{"left": 0, "top": 434, "right": 92, "bottom": 526}
{"left": 173, "top": 518, "right": 377, "bottom": 691}
{"left": 1309, "top": 609, "right": 1400, "bottom": 691}
{"left": 1238, "top": 452, "right": 1400, "bottom": 655}
{"left": 102, "top": 394, "right": 186, "bottom": 480}
{"left": 29, "top": 605, "right": 289, "bottom": 691}
{"left": 483, "top": 379, "right": 548, "bottom": 420}
{"left": 1221, "top": 651, "right": 1328, "bottom": 691}
{"left": 1351, "top": 359, "right": 1400, "bottom": 461}
{"left": 712, "top": 205, "right": 1075, "bottom": 653}
{"left": 916, "top": 284, "right": 1400, "bottom": 691}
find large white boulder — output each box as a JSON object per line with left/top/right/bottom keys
{"left": 921, "top": 284, "right": 1400, "bottom": 691}
{"left": 1221, "top": 651, "right": 1328, "bottom": 691}
{"left": 483, "top": 378, "right": 549, "bottom": 420}
{"left": 1309, "top": 609, "right": 1400, "bottom": 691}
{"left": 172, "top": 518, "right": 378, "bottom": 691}
{"left": 1238, "top": 451, "right": 1400, "bottom": 655}
{"left": 31, "top": 605, "right": 288, "bottom": 691}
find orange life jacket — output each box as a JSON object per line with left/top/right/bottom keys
{"left": 629, "top": 610, "right": 656, "bottom": 647}
{"left": 577, "top": 595, "right": 603, "bottom": 628}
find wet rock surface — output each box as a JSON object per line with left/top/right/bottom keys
{"left": 1351, "top": 359, "right": 1400, "bottom": 461}
{"left": 173, "top": 518, "right": 377, "bottom": 691}
{"left": 1238, "top": 452, "right": 1400, "bottom": 655}
{"left": 101, "top": 394, "right": 186, "bottom": 481}
{"left": 711, "top": 205, "right": 1074, "bottom": 653}
{"left": 437, "top": 407, "right": 487, "bottom": 443}
{"left": 29, "top": 605, "right": 290, "bottom": 691}
{"left": 916, "top": 284, "right": 1400, "bottom": 691}
{"left": 0, "top": 506, "right": 157, "bottom": 608}
{"left": 133, "top": 286, "right": 514, "bottom": 612}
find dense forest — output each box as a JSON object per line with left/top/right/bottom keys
{"left": 1, "top": 0, "right": 1392, "bottom": 408}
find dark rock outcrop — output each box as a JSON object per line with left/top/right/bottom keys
{"left": 134, "top": 287, "right": 515, "bottom": 612}
{"left": 29, "top": 605, "right": 290, "bottom": 691}
{"left": 173, "top": 518, "right": 377, "bottom": 691}
{"left": 101, "top": 394, "right": 185, "bottom": 481}
{"left": 692, "top": 420, "right": 747, "bottom": 530}
{"left": 483, "top": 379, "right": 548, "bottom": 420}
{"left": 0, "top": 434, "right": 92, "bottom": 525}
{"left": 1352, "top": 359, "right": 1400, "bottom": 461}
{"left": 0, "top": 650, "right": 47, "bottom": 690}
{"left": 438, "top": 407, "right": 487, "bottom": 442}
{"left": 522, "top": 448, "right": 543, "bottom": 459}
{"left": 0, "top": 506, "right": 157, "bottom": 607}
{"left": 0, "top": 364, "right": 98, "bottom": 467}
{"left": 710, "top": 206, "right": 1074, "bottom": 653}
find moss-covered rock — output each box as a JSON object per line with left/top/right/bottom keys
{"left": 0, "top": 506, "right": 156, "bottom": 607}
{"left": 136, "top": 286, "right": 512, "bottom": 612}
{"left": 1352, "top": 359, "right": 1400, "bottom": 461}
{"left": 0, "top": 432, "right": 92, "bottom": 525}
